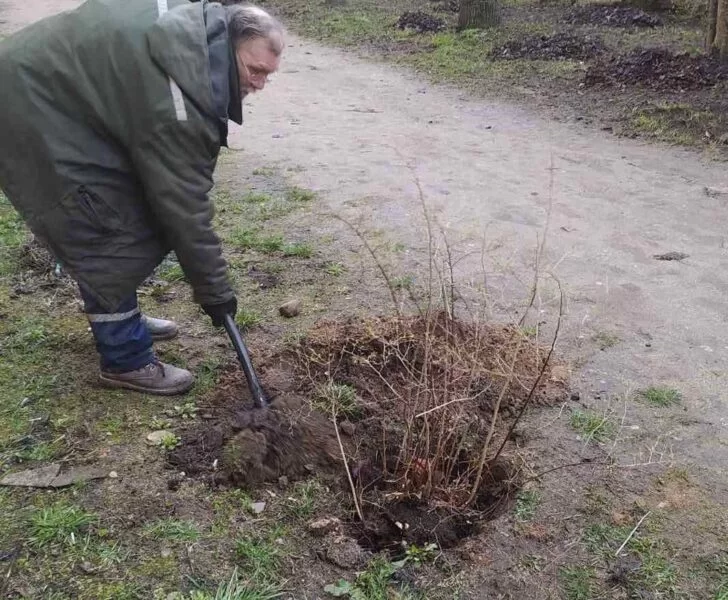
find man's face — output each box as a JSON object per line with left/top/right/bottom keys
{"left": 235, "top": 36, "right": 281, "bottom": 97}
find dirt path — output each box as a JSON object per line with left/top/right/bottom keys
{"left": 4, "top": 0, "right": 728, "bottom": 479}
{"left": 238, "top": 42, "right": 728, "bottom": 474}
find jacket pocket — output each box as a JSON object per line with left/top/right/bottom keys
{"left": 31, "top": 186, "right": 124, "bottom": 263}
{"left": 69, "top": 186, "right": 123, "bottom": 239}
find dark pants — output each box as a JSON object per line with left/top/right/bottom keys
{"left": 79, "top": 286, "right": 154, "bottom": 373}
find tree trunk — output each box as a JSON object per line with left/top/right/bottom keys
{"left": 707, "top": 0, "right": 719, "bottom": 52}
{"left": 457, "top": 0, "right": 500, "bottom": 29}
{"left": 707, "top": 0, "right": 728, "bottom": 60}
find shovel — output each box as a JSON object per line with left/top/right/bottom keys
{"left": 223, "top": 313, "right": 269, "bottom": 409}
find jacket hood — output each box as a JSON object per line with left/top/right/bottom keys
{"left": 147, "top": 1, "right": 243, "bottom": 129}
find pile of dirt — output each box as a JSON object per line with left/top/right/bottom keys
{"left": 492, "top": 32, "right": 605, "bottom": 61}
{"left": 171, "top": 313, "right": 567, "bottom": 552}
{"left": 168, "top": 386, "right": 341, "bottom": 487}
{"left": 566, "top": 3, "right": 662, "bottom": 28}
{"left": 585, "top": 47, "right": 728, "bottom": 90}
{"left": 395, "top": 11, "right": 446, "bottom": 33}
{"left": 289, "top": 313, "right": 567, "bottom": 551}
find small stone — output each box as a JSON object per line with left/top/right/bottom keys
{"left": 161, "top": 547, "right": 172, "bottom": 558}
{"left": 279, "top": 299, "right": 302, "bottom": 318}
{"left": 308, "top": 517, "right": 342, "bottom": 537}
{"left": 278, "top": 475, "right": 289, "bottom": 488}
{"left": 146, "top": 430, "right": 174, "bottom": 446}
{"left": 108, "top": 471, "right": 118, "bottom": 479}
{"left": 340, "top": 421, "right": 355, "bottom": 436}
{"left": 80, "top": 561, "right": 94, "bottom": 574}
{"left": 251, "top": 501, "right": 266, "bottom": 514}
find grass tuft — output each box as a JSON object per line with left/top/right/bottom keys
{"left": 559, "top": 566, "right": 596, "bottom": 600}
{"left": 569, "top": 409, "right": 616, "bottom": 443}
{"left": 29, "top": 503, "right": 97, "bottom": 547}
{"left": 282, "top": 242, "right": 313, "bottom": 258}
{"left": 242, "top": 192, "right": 273, "bottom": 204}
{"left": 638, "top": 386, "right": 682, "bottom": 407}
{"left": 235, "top": 532, "right": 284, "bottom": 581}
{"left": 286, "top": 187, "right": 317, "bottom": 203}
{"left": 236, "top": 309, "right": 261, "bottom": 330}
{"left": 313, "top": 381, "right": 360, "bottom": 418}
{"left": 144, "top": 518, "right": 200, "bottom": 542}
{"left": 324, "top": 262, "right": 346, "bottom": 276}
{"left": 514, "top": 489, "right": 541, "bottom": 521}
{"left": 230, "top": 228, "right": 284, "bottom": 254}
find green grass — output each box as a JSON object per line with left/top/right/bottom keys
{"left": 158, "top": 261, "right": 186, "bottom": 283}
{"left": 582, "top": 522, "right": 681, "bottom": 595}
{"left": 324, "top": 556, "right": 414, "bottom": 599}
{"left": 324, "top": 262, "right": 346, "bottom": 276}
{"left": 638, "top": 386, "right": 682, "bottom": 407}
{"left": 28, "top": 503, "right": 97, "bottom": 547}
{"left": 235, "top": 531, "right": 285, "bottom": 581}
{"left": 242, "top": 192, "right": 274, "bottom": 204}
{"left": 630, "top": 102, "right": 728, "bottom": 148}
{"left": 593, "top": 331, "right": 619, "bottom": 350}
{"left": 302, "top": 10, "right": 398, "bottom": 47}
{"left": 0, "top": 193, "right": 28, "bottom": 276}
{"left": 286, "top": 186, "right": 316, "bottom": 203}
{"left": 144, "top": 518, "right": 201, "bottom": 542}
{"left": 229, "top": 228, "right": 284, "bottom": 254}
{"left": 251, "top": 167, "right": 276, "bottom": 177}
{"left": 192, "top": 357, "right": 225, "bottom": 396}
{"left": 559, "top": 566, "right": 596, "bottom": 600}
{"left": 569, "top": 409, "right": 616, "bottom": 443}
{"left": 282, "top": 242, "right": 313, "bottom": 258}
{"left": 286, "top": 480, "right": 322, "bottom": 519}
{"left": 514, "top": 489, "right": 541, "bottom": 522}
{"left": 583, "top": 523, "right": 633, "bottom": 557}
{"left": 314, "top": 381, "right": 360, "bottom": 418}
{"left": 191, "top": 568, "right": 285, "bottom": 599}
{"left": 392, "top": 274, "right": 415, "bottom": 290}
{"left": 629, "top": 537, "right": 678, "bottom": 593}
{"left": 236, "top": 309, "right": 261, "bottom": 329}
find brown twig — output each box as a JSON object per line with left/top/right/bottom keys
{"left": 491, "top": 277, "right": 564, "bottom": 464}
{"left": 331, "top": 214, "right": 401, "bottom": 317}
{"left": 465, "top": 334, "right": 523, "bottom": 507}
{"left": 332, "top": 409, "right": 365, "bottom": 522}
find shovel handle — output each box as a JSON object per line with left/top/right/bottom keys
{"left": 223, "top": 313, "right": 269, "bottom": 408}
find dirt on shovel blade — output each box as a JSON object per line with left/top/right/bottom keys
{"left": 168, "top": 382, "right": 341, "bottom": 487}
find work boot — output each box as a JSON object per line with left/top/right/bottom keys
{"left": 99, "top": 361, "right": 194, "bottom": 396}
{"left": 141, "top": 315, "right": 179, "bottom": 341}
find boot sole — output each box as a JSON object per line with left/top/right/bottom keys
{"left": 98, "top": 374, "right": 194, "bottom": 396}
{"left": 150, "top": 330, "right": 178, "bottom": 342}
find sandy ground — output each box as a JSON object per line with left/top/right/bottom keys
{"left": 3, "top": 0, "right": 727, "bottom": 483}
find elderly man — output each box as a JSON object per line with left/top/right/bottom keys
{"left": 0, "top": 1, "right": 283, "bottom": 395}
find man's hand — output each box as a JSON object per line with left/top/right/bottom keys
{"left": 202, "top": 297, "right": 238, "bottom": 327}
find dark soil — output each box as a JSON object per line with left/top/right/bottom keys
{"left": 247, "top": 265, "right": 280, "bottom": 289}
{"left": 585, "top": 48, "right": 728, "bottom": 90}
{"left": 492, "top": 32, "right": 605, "bottom": 61}
{"left": 566, "top": 3, "right": 662, "bottom": 28}
{"left": 395, "top": 11, "right": 446, "bottom": 33}
{"left": 168, "top": 375, "right": 341, "bottom": 487}
{"left": 171, "top": 314, "right": 566, "bottom": 551}
{"left": 288, "top": 314, "right": 566, "bottom": 550}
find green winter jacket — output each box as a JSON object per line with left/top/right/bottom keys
{"left": 0, "top": 0, "right": 243, "bottom": 310}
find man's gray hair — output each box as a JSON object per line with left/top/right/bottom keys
{"left": 224, "top": 4, "right": 285, "bottom": 56}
